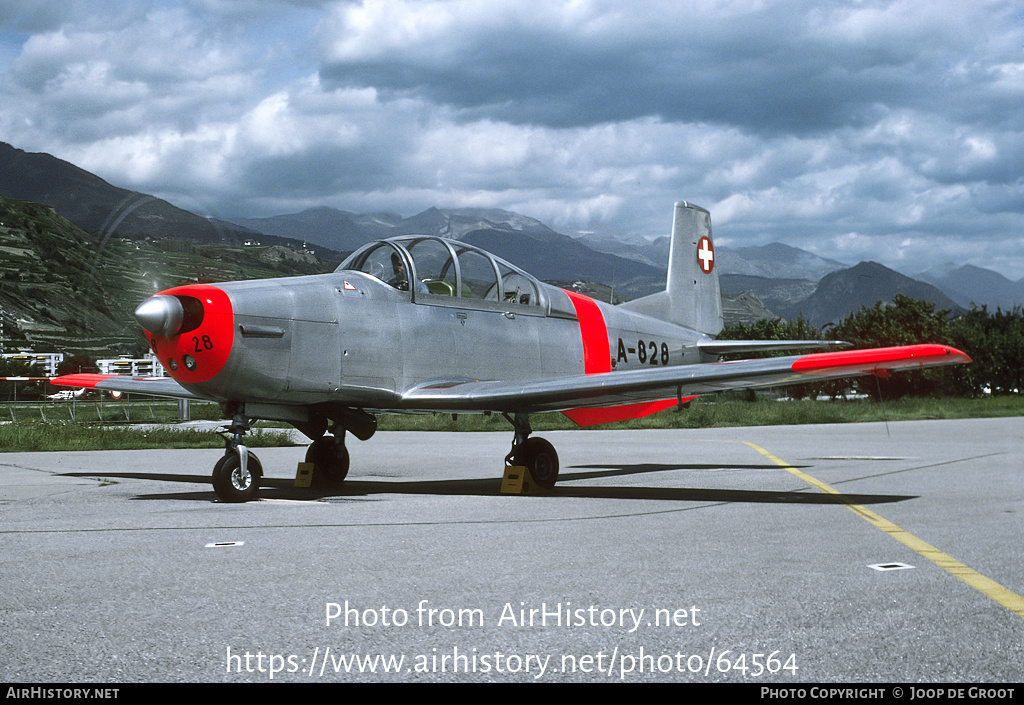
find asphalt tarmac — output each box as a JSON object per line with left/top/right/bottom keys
{"left": 1, "top": 417, "right": 1022, "bottom": 683}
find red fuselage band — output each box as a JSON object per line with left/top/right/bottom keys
{"left": 565, "top": 290, "right": 611, "bottom": 374}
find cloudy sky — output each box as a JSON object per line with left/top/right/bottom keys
{"left": 1, "top": 0, "right": 1023, "bottom": 278}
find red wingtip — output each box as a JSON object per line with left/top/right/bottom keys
{"left": 50, "top": 374, "right": 118, "bottom": 388}
{"left": 792, "top": 344, "right": 972, "bottom": 376}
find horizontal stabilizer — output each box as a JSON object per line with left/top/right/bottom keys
{"left": 697, "top": 340, "right": 852, "bottom": 356}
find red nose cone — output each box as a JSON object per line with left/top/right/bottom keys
{"left": 143, "top": 284, "right": 234, "bottom": 384}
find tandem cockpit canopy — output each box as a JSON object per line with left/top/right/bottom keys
{"left": 339, "top": 236, "right": 545, "bottom": 309}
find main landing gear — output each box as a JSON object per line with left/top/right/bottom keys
{"left": 504, "top": 412, "right": 559, "bottom": 489}
{"left": 305, "top": 430, "right": 350, "bottom": 485}
{"left": 303, "top": 410, "right": 376, "bottom": 487}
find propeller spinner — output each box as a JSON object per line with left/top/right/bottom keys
{"left": 134, "top": 295, "right": 185, "bottom": 337}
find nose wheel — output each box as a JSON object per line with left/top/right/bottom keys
{"left": 212, "top": 413, "right": 262, "bottom": 503}
{"left": 212, "top": 450, "right": 263, "bottom": 503}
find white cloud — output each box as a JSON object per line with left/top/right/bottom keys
{"left": 0, "top": 0, "right": 1022, "bottom": 278}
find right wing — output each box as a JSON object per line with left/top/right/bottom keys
{"left": 401, "top": 344, "right": 971, "bottom": 415}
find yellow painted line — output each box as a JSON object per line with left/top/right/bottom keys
{"left": 745, "top": 442, "right": 1024, "bottom": 621}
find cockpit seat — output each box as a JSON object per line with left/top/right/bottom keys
{"left": 425, "top": 280, "right": 455, "bottom": 296}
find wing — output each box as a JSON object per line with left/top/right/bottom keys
{"left": 50, "top": 374, "right": 202, "bottom": 400}
{"left": 401, "top": 344, "right": 971, "bottom": 414}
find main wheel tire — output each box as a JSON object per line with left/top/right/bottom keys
{"left": 305, "top": 435, "right": 350, "bottom": 485}
{"left": 514, "top": 437, "right": 559, "bottom": 489}
{"left": 212, "top": 452, "right": 262, "bottom": 503}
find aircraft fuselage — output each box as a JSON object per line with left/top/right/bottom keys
{"left": 149, "top": 266, "right": 711, "bottom": 425}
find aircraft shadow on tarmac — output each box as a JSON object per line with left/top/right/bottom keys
{"left": 60, "top": 462, "right": 916, "bottom": 505}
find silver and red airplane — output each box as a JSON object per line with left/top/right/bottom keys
{"left": 52, "top": 202, "right": 971, "bottom": 502}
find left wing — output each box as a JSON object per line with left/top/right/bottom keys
{"left": 50, "top": 374, "right": 202, "bottom": 400}
{"left": 401, "top": 344, "right": 971, "bottom": 414}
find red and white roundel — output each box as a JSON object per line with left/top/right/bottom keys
{"left": 697, "top": 235, "right": 714, "bottom": 273}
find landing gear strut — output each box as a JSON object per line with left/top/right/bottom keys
{"left": 212, "top": 413, "right": 262, "bottom": 503}
{"left": 504, "top": 412, "right": 559, "bottom": 489}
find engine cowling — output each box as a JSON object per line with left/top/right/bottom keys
{"left": 135, "top": 285, "right": 234, "bottom": 386}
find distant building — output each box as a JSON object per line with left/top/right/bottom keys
{"left": 96, "top": 353, "right": 165, "bottom": 377}
{"left": 2, "top": 351, "right": 64, "bottom": 376}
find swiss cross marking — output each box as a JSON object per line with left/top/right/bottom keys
{"left": 697, "top": 236, "right": 714, "bottom": 273}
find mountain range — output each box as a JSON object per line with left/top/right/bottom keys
{"left": 0, "top": 195, "right": 332, "bottom": 358}
{"left": 0, "top": 141, "right": 334, "bottom": 256}
{"left": 916, "top": 263, "right": 1024, "bottom": 311}
{"left": 229, "top": 206, "right": 667, "bottom": 291}
{"left": 2, "top": 140, "right": 1019, "bottom": 338}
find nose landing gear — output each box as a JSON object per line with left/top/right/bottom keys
{"left": 212, "top": 414, "right": 262, "bottom": 503}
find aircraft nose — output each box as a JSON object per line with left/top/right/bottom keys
{"left": 135, "top": 295, "right": 184, "bottom": 336}
{"left": 137, "top": 284, "right": 234, "bottom": 385}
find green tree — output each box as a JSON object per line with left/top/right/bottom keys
{"left": 56, "top": 354, "right": 98, "bottom": 377}
{"left": 949, "top": 306, "right": 1024, "bottom": 396}
{"left": 719, "top": 316, "right": 821, "bottom": 344}
{"left": 0, "top": 356, "right": 43, "bottom": 402}
{"left": 827, "top": 295, "right": 955, "bottom": 399}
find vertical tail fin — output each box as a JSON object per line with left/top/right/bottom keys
{"left": 619, "top": 202, "right": 723, "bottom": 335}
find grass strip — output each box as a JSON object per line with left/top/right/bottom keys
{"left": 1, "top": 396, "right": 1022, "bottom": 453}
{"left": 0, "top": 424, "right": 295, "bottom": 452}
